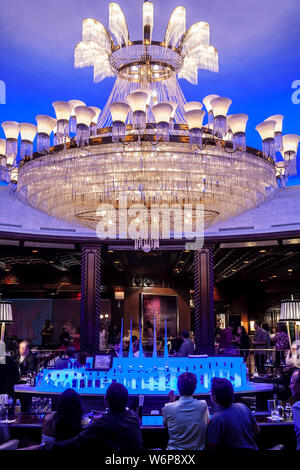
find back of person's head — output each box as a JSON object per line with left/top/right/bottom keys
{"left": 255, "top": 320, "right": 262, "bottom": 328}
{"left": 211, "top": 378, "right": 234, "bottom": 408}
{"left": 181, "top": 330, "right": 190, "bottom": 339}
{"left": 262, "top": 323, "right": 269, "bottom": 332}
{"left": 106, "top": 383, "right": 128, "bottom": 412}
{"left": 177, "top": 372, "right": 197, "bottom": 396}
{"left": 55, "top": 389, "right": 82, "bottom": 440}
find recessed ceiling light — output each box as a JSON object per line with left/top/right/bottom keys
{"left": 49, "top": 261, "right": 54, "bottom": 264}
{"left": 108, "top": 250, "right": 114, "bottom": 253}
{"left": 243, "top": 261, "right": 249, "bottom": 264}
{"left": 179, "top": 260, "right": 184, "bottom": 264}
{"left": 114, "top": 261, "right": 120, "bottom": 264}
{"left": 232, "top": 269, "right": 237, "bottom": 272}
{"left": 288, "top": 269, "right": 293, "bottom": 272}
{"left": 272, "top": 275, "right": 277, "bottom": 278}
{"left": 259, "top": 250, "right": 267, "bottom": 253}
{"left": 32, "top": 250, "right": 38, "bottom": 253}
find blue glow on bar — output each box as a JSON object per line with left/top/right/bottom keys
{"left": 35, "top": 356, "right": 249, "bottom": 395}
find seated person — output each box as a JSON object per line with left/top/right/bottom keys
{"left": 49, "top": 383, "right": 143, "bottom": 451}
{"left": 42, "top": 389, "right": 83, "bottom": 448}
{"left": 286, "top": 341, "right": 300, "bottom": 369}
{"left": 14, "top": 341, "right": 36, "bottom": 376}
{"left": 162, "top": 372, "right": 209, "bottom": 450}
{"left": 207, "top": 378, "right": 259, "bottom": 450}
{"left": 176, "top": 330, "right": 195, "bottom": 357}
{"left": 54, "top": 346, "right": 80, "bottom": 369}
{"left": 290, "top": 369, "right": 300, "bottom": 450}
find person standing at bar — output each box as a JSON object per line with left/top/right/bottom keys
{"left": 252, "top": 321, "right": 268, "bottom": 375}
{"left": 176, "top": 331, "right": 195, "bottom": 357}
{"left": 40, "top": 319, "right": 54, "bottom": 349}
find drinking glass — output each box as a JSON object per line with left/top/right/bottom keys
{"left": 268, "top": 399, "right": 279, "bottom": 420}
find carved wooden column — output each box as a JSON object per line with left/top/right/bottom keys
{"left": 80, "top": 246, "right": 102, "bottom": 355}
{"left": 193, "top": 248, "right": 215, "bottom": 355}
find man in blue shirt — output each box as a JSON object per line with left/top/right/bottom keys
{"left": 207, "top": 377, "right": 259, "bottom": 450}
{"left": 290, "top": 369, "right": 300, "bottom": 450}
{"left": 162, "top": 372, "right": 209, "bottom": 450}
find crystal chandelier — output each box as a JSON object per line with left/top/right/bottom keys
{"left": 1, "top": 2, "right": 299, "bottom": 252}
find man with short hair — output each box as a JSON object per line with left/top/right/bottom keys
{"left": 207, "top": 377, "right": 259, "bottom": 450}
{"left": 15, "top": 341, "right": 35, "bottom": 376}
{"left": 290, "top": 369, "right": 300, "bottom": 450}
{"left": 162, "top": 372, "right": 209, "bottom": 450}
{"left": 252, "top": 320, "right": 268, "bottom": 375}
{"left": 50, "top": 383, "right": 143, "bottom": 450}
{"left": 176, "top": 330, "right": 195, "bottom": 357}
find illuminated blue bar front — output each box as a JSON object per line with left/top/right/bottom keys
{"left": 36, "top": 356, "right": 249, "bottom": 395}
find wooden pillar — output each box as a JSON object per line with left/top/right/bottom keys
{"left": 193, "top": 248, "right": 215, "bottom": 355}
{"left": 80, "top": 246, "right": 102, "bottom": 355}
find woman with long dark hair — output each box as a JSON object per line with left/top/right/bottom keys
{"left": 42, "top": 389, "right": 83, "bottom": 446}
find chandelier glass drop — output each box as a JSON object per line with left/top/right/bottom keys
{"left": 1, "top": 2, "right": 299, "bottom": 251}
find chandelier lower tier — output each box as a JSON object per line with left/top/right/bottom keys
{"left": 17, "top": 130, "right": 277, "bottom": 249}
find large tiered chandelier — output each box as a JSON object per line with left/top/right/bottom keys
{"left": 1, "top": 2, "right": 299, "bottom": 251}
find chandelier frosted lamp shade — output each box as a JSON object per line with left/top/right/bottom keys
{"left": 109, "top": 102, "right": 130, "bottom": 123}
{"left": 36, "top": 115, "right": 56, "bottom": 135}
{"left": 227, "top": 114, "right": 248, "bottom": 151}
{"left": 36, "top": 115, "right": 57, "bottom": 154}
{"left": 151, "top": 103, "right": 173, "bottom": 142}
{"left": 210, "top": 97, "right": 232, "bottom": 137}
{"left": 52, "top": 101, "right": 73, "bottom": 143}
{"left": 203, "top": 94, "right": 219, "bottom": 112}
{"left": 203, "top": 94, "right": 220, "bottom": 128}
{"left": 2, "top": 121, "right": 19, "bottom": 164}
{"left": 256, "top": 120, "right": 276, "bottom": 159}
{"left": 127, "top": 92, "right": 149, "bottom": 132}
{"left": 74, "top": 106, "right": 95, "bottom": 127}
{"left": 184, "top": 109, "right": 205, "bottom": 146}
{"left": 109, "top": 102, "right": 130, "bottom": 142}
{"left": 281, "top": 134, "right": 300, "bottom": 158}
{"left": 68, "top": 100, "right": 86, "bottom": 133}
{"left": 143, "top": 1, "right": 154, "bottom": 42}
{"left": 210, "top": 97, "right": 232, "bottom": 118}
{"left": 127, "top": 91, "right": 149, "bottom": 113}
{"left": 19, "top": 123, "right": 37, "bottom": 159}
{"left": 265, "top": 115, "right": 284, "bottom": 151}
{"left": 52, "top": 101, "right": 73, "bottom": 121}
{"left": 280, "top": 300, "right": 300, "bottom": 321}
{"left": 74, "top": 106, "right": 96, "bottom": 146}
{"left": 183, "top": 101, "right": 203, "bottom": 112}
{"left": 151, "top": 103, "right": 173, "bottom": 124}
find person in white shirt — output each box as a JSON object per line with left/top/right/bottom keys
{"left": 162, "top": 372, "right": 209, "bottom": 450}
{"left": 286, "top": 341, "right": 300, "bottom": 369}
{"left": 290, "top": 369, "right": 300, "bottom": 450}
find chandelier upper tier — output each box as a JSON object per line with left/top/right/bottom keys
{"left": 0, "top": 2, "right": 299, "bottom": 251}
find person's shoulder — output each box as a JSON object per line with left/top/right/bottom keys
{"left": 292, "top": 401, "right": 300, "bottom": 411}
